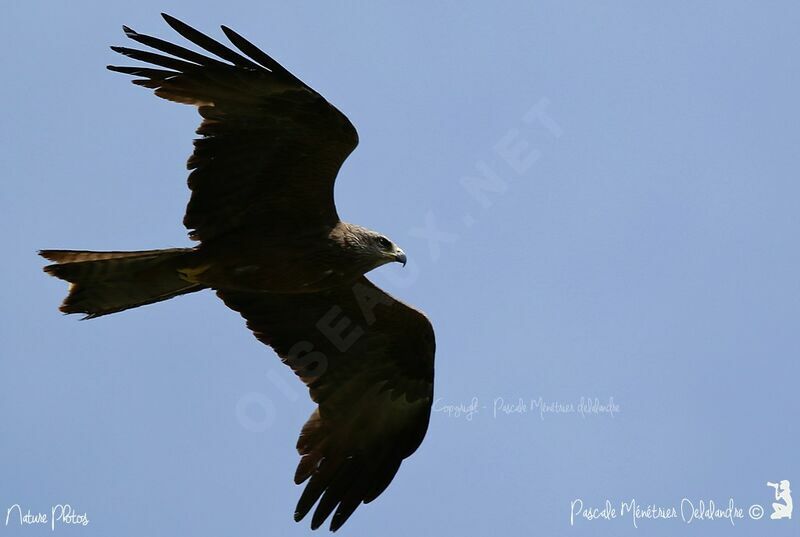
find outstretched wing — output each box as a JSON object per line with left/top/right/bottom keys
{"left": 219, "top": 277, "right": 435, "bottom": 531}
{"left": 109, "top": 14, "right": 358, "bottom": 241}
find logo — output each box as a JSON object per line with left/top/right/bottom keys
{"left": 767, "top": 480, "right": 792, "bottom": 520}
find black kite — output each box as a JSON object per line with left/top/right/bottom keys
{"left": 40, "top": 14, "right": 435, "bottom": 532}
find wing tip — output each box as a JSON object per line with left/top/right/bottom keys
{"left": 329, "top": 508, "right": 355, "bottom": 532}
{"left": 161, "top": 12, "right": 190, "bottom": 34}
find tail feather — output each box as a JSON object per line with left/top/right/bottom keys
{"left": 40, "top": 248, "right": 205, "bottom": 318}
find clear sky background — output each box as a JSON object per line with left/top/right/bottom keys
{"left": 2, "top": 2, "right": 799, "bottom": 536}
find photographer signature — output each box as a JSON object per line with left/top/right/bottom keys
{"left": 5, "top": 503, "right": 89, "bottom": 530}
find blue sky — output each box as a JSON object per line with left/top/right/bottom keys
{"left": 2, "top": 2, "right": 799, "bottom": 536}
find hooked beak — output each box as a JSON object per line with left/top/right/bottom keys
{"left": 394, "top": 249, "right": 407, "bottom": 267}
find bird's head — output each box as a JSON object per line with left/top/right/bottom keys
{"left": 372, "top": 232, "right": 407, "bottom": 267}
{"left": 346, "top": 225, "right": 407, "bottom": 269}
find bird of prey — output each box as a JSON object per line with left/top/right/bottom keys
{"left": 40, "top": 14, "right": 435, "bottom": 532}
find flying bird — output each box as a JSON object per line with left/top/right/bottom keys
{"left": 40, "top": 14, "right": 435, "bottom": 532}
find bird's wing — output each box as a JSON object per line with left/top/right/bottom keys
{"left": 218, "top": 277, "right": 435, "bottom": 531}
{"left": 109, "top": 14, "right": 358, "bottom": 241}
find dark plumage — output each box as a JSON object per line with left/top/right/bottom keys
{"left": 40, "top": 14, "right": 434, "bottom": 532}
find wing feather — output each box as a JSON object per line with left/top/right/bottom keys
{"left": 160, "top": 13, "right": 262, "bottom": 69}
{"left": 121, "top": 25, "right": 230, "bottom": 68}
{"left": 219, "top": 277, "right": 435, "bottom": 531}
{"left": 109, "top": 15, "right": 358, "bottom": 241}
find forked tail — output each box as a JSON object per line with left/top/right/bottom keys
{"left": 40, "top": 248, "right": 204, "bottom": 318}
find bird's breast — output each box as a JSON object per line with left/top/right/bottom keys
{"left": 185, "top": 237, "right": 362, "bottom": 293}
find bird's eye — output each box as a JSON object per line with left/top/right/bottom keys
{"left": 377, "top": 236, "right": 391, "bottom": 249}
